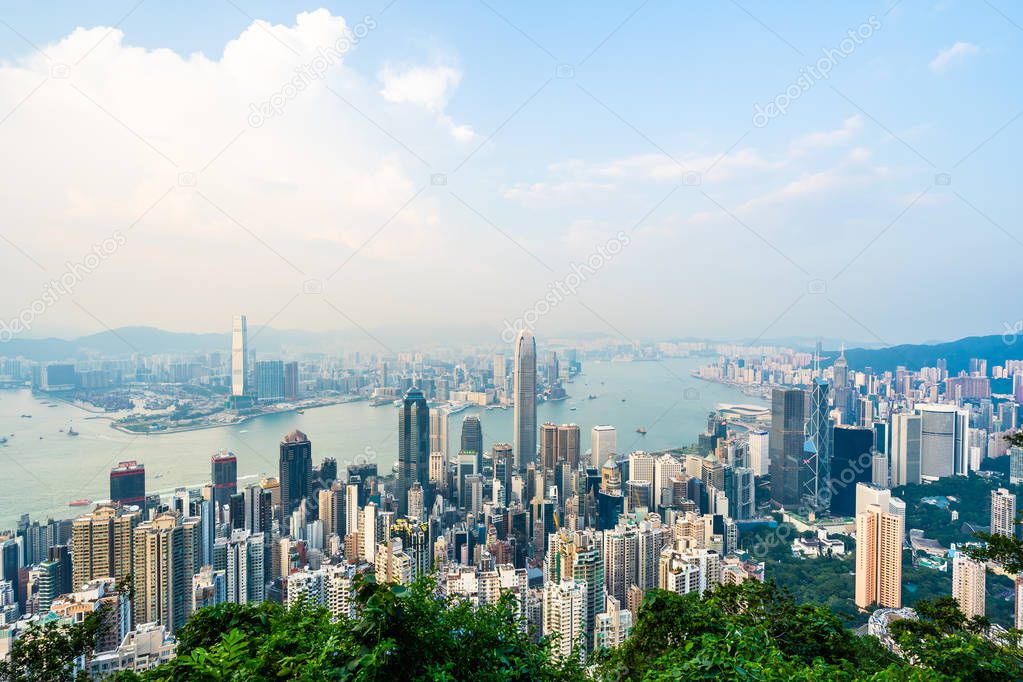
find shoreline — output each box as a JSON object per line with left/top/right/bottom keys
{"left": 109, "top": 395, "right": 366, "bottom": 435}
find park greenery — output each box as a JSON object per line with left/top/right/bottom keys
{"left": 2, "top": 576, "right": 1021, "bottom": 681}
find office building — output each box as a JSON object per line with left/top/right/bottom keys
{"left": 397, "top": 387, "right": 430, "bottom": 517}
{"left": 255, "top": 360, "right": 285, "bottom": 403}
{"left": 110, "top": 461, "right": 146, "bottom": 508}
{"left": 830, "top": 426, "right": 874, "bottom": 518}
{"left": 591, "top": 425, "right": 617, "bottom": 468}
{"left": 748, "top": 430, "right": 769, "bottom": 476}
{"left": 279, "top": 430, "right": 313, "bottom": 528}
{"left": 770, "top": 388, "right": 807, "bottom": 507}
{"left": 231, "top": 314, "right": 247, "bottom": 397}
{"left": 803, "top": 380, "right": 833, "bottom": 512}
{"left": 513, "top": 330, "right": 537, "bottom": 469}
{"left": 917, "top": 404, "right": 969, "bottom": 479}
{"left": 890, "top": 413, "right": 922, "bottom": 487}
{"left": 211, "top": 450, "right": 238, "bottom": 521}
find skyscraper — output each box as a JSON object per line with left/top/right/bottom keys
{"left": 769, "top": 388, "right": 806, "bottom": 508}
{"left": 855, "top": 503, "right": 903, "bottom": 610}
{"left": 513, "top": 330, "right": 537, "bottom": 470}
{"left": 830, "top": 426, "right": 874, "bottom": 518}
{"left": 110, "top": 460, "right": 146, "bottom": 508}
{"left": 591, "top": 425, "right": 617, "bottom": 468}
{"left": 918, "top": 404, "right": 969, "bottom": 479}
{"left": 543, "top": 579, "right": 586, "bottom": 663}
{"left": 71, "top": 505, "right": 141, "bottom": 591}
{"left": 231, "top": 314, "right": 247, "bottom": 397}
{"left": 803, "top": 380, "right": 832, "bottom": 513}
{"left": 255, "top": 360, "right": 285, "bottom": 403}
{"left": 398, "top": 387, "right": 430, "bottom": 517}
{"left": 279, "top": 430, "right": 312, "bottom": 529}
{"left": 211, "top": 450, "right": 238, "bottom": 522}
{"left": 890, "top": 413, "right": 922, "bottom": 487}
{"left": 132, "top": 512, "right": 201, "bottom": 632}
{"left": 952, "top": 551, "right": 986, "bottom": 619}
{"left": 747, "top": 430, "right": 769, "bottom": 476}
{"left": 991, "top": 488, "right": 1016, "bottom": 537}
{"left": 429, "top": 408, "right": 448, "bottom": 463}
{"left": 460, "top": 414, "right": 483, "bottom": 473}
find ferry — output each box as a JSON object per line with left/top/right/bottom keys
{"left": 68, "top": 499, "right": 92, "bottom": 507}
{"left": 446, "top": 402, "right": 470, "bottom": 415}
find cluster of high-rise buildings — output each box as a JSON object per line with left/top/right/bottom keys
{"left": 0, "top": 327, "right": 768, "bottom": 671}
{"left": 7, "top": 324, "right": 1023, "bottom": 671}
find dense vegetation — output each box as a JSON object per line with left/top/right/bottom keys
{"left": 3, "top": 576, "right": 1021, "bottom": 681}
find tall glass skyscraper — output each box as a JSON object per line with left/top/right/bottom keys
{"left": 231, "top": 314, "right": 248, "bottom": 397}
{"left": 802, "top": 379, "right": 833, "bottom": 513}
{"left": 398, "top": 387, "right": 430, "bottom": 516}
{"left": 279, "top": 430, "right": 312, "bottom": 530}
{"left": 460, "top": 414, "right": 483, "bottom": 473}
{"left": 513, "top": 330, "right": 537, "bottom": 470}
{"left": 769, "top": 388, "right": 806, "bottom": 508}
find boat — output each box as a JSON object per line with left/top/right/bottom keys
{"left": 588, "top": 394, "right": 597, "bottom": 400}
{"left": 67, "top": 428, "right": 79, "bottom": 436}
{"left": 68, "top": 499, "right": 92, "bottom": 507}
{"left": 20, "top": 414, "right": 31, "bottom": 418}
{"left": 636, "top": 427, "right": 647, "bottom": 435}
{"left": 295, "top": 409, "right": 305, "bottom": 414}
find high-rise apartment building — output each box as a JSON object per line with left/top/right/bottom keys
{"left": 71, "top": 505, "right": 141, "bottom": 590}
{"left": 855, "top": 503, "right": 903, "bottom": 610}
{"left": 991, "top": 488, "right": 1017, "bottom": 538}
{"left": 542, "top": 579, "right": 586, "bottom": 664}
{"left": 132, "top": 512, "right": 201, "bottom": 632}
{"left": 952, "top": 551, "right": 986, "bottom": 619}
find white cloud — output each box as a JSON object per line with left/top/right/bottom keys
{"left": 379, "top": 64, "right": 460, "bottom": 111}
{"left": 379, "top": 64, "right": 474, "bottom": 140}
{"left": 930, "top": 41, "right": 979, "bottom": 72}
{"left": 0, "top": 10, "right": 486, "bottom": 335}
{"left": 791, "top": 115, "right": 863, "bottom": 154}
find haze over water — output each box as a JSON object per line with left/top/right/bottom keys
{"left": 0, "top": 357, "right": 762, "bottom": 527}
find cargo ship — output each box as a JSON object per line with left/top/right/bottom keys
{"left": 68, "top": 499, "right": 92, "bottom": 507}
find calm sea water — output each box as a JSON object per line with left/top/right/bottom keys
{"left": 0, "top": 357, "right": 764, "bottom": 528}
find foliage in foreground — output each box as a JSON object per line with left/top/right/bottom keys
{"left": 5, "top": 575, "right": 1023, "bottom": 681}
{"left": 593, "top": 580, "right": 1023, "bottom": 681}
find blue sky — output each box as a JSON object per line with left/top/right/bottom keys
{"left": 0, "top": 1, "right": 1019, "bottom": 347}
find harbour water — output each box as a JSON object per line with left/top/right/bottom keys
{"left": 0, "top": 356, "right": 764, "bottom": 527}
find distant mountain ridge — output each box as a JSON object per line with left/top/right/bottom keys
{"left": 825, "top": 334, "right": 1015, "bottom": 375}
{"left": 0, "top": 324, "right": 499, "bottom": 361}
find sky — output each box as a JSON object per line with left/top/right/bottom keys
{"left": 0, "top": 0, "right": 1020, "bottom": 349}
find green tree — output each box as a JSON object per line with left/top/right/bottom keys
{"left": 0, "top": 609, "right": 106, "bottom": 682}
